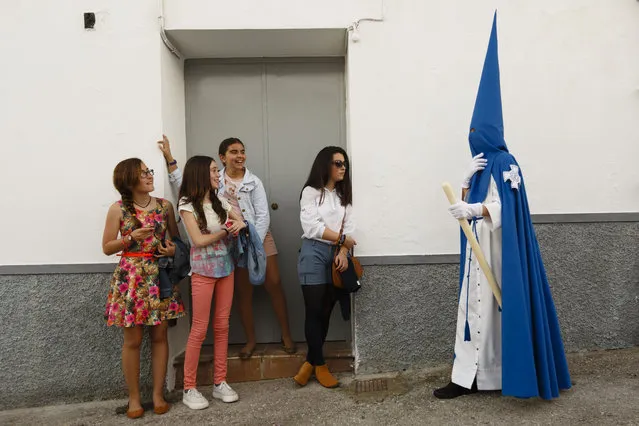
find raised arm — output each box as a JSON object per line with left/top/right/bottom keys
{"left": 158, "top": 135, "right": 182, "bottom": 190}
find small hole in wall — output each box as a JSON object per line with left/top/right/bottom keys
{"left": 84, "top": 12, "right": 96, "bottom": 29}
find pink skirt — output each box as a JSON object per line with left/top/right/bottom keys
{"left": 263, "top": 231, "right": 278, "bottom": 257}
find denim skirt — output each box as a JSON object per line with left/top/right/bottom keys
{"left": 297, "top": 238, "right": 337, "bottom": 285}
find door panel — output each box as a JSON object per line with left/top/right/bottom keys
{"left": 186, "top": 63, "right": 266, "bottom": 179}
{"left": 265, "top": 62, "right": 349, "bottom": 342}
{"left": 184, "top": 59, "right": 349, "bottom": 344}
{"left": 185, "top": 63, "right": 267, "bottom": 344}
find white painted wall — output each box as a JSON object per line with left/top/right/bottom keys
{"left": 346, "top": 0, "right": 639, "bottom": 255}
{"left": 163, "top": 0, "right": 383, "bottom": 30}
{"left": 160, "top": 47, "right": 187, "bottom": 208}
{"left": 0, "top": 1, "right": 169, "bottom": 265}
{"left": 2, "top": 0, "right": 638, "bottom": 264}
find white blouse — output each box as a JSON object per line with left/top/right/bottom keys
{"left": 300, "top": 186, "right": 355, "bottom": 244}
{"left": 178, "top": 197, "right": 232, "bottom": 245}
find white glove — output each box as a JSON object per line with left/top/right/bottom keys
{"left": 461, "top": 153, "right": 487, "bottom": 189}
{"left": 448, "top": 201, "right": 484, "bottom": 220}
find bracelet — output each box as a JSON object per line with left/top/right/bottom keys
{"left": 339, "top": 234, "right": 346, "bottom": 245}
{"left": 168, "top": 159, "right": 177, "bottom": 166}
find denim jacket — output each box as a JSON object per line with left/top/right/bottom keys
{"left": 158, "top": 236, "right": 191, "bottom": 298}
{"left": 169, "top": 167, "right": 270, "bottom": 242}
{"left": 218, "top": 167, "right": 270, "bottom": 242}
{"left": 233, "top": 221, "right": 266, "bottom": 285}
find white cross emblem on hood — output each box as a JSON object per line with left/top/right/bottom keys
{"left": 503, "top": 165, "right": 521, "bottom": 190}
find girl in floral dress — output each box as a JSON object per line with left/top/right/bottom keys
{"left": 102, "top": 158, "right": 185, "bottom": 419}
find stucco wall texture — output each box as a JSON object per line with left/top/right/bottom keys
{"left": 1, "top": 223, "right": 637, "bottom": 409}
{"left": 0, "top": 273, "right": 153, "bottom": 410}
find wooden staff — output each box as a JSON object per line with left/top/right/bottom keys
{"left": 442, "top": 182, "right": 502, "bottom": 308}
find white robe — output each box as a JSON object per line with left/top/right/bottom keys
{"left": 451, "top": 177, "right": 503, "bottom": 390}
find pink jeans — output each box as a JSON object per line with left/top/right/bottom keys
{"left": 183, "top": 272, "right": 235, "bottom": 388}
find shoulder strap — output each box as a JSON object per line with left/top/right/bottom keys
{"left": 337, "top": 211, "right": 347, "bottom": 241}
{"left": 333, "top": 210, "right": 348, "bottom": 260}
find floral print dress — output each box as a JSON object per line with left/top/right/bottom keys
{"left": 105, "top": 198, "right": 186, "bottom": 327}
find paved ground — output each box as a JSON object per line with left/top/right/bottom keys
{"left": 1, "top": 347, "right": 637, "bottom": 425}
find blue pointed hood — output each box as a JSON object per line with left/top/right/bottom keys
{"left": 467, "top": 12, "right": 510, "bottom": 204}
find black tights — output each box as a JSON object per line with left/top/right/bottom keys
{"left": 302, "top": 284, "right": 337, "bottom": 366}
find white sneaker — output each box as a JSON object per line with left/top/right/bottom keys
{"left": 183, "top": 388, "right": 210, "bottom": 410}
{"left": 213, "top": 381, "right": 239, "bottom": 403}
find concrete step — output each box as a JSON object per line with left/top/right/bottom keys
{"left": 174, "top": 341, "right": 353, "bottom": 388}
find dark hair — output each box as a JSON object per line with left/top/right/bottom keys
{"left": 300, "top": 146, "right": 352, "bottom": 206}
{"left": 218, "top": 137, "right": 245, "bottom": 166}
{"left": 113, "top": 158, "right": 144, "bottom": 228}
{"left": 178, "top": 156, "right": 227, "bottom": 231}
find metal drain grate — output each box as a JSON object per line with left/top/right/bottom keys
{"left": 355, "top": 378, "right": 389, "bottom": 393}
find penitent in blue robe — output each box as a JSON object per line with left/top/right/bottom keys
{"left": 457, "top": 12, "right": 572, "bottom": 399}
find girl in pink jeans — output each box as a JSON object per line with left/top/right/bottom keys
{"left": 178, "top": 156, "right": 247, "bottom": 410}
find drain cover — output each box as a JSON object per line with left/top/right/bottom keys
{"left": 355, "top": 378, "right": 389, "bottom": 393}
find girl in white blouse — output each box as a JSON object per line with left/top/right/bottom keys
{"left": 293, "top": 146, "right": 356, "bottom": 389}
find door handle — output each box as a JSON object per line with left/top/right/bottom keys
{"left": 271, "top": 203, "right": 279, "bottom": 210}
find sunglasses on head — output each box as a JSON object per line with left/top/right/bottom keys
{"left": 332, "top": 160, "right": 348, "bottom": 169}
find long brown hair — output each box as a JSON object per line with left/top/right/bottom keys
{"left": 178, "top": 156, "right": 227, "bottom": 231}
{"left": 300, "top": 146, "right": 352, "bottom": 206}
{"left": 113, "top": 158, "right": 144, "bottom": 228}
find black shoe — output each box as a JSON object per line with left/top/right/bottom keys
{"left": 433, "top": 381, "right": 478, "bottom": 399}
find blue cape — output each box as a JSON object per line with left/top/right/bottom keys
{"left": 459, "top": 12, "right": 572, "bottom": 399}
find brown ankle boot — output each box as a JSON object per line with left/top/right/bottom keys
{"left": 315, "top": 365, "right": 339, "bottom": 388}
{"left": 293, "top": 362, "right": 314, "bottom": 386}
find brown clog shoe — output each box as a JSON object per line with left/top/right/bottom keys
{"left": 293, "top": 362, "right": 314, "bottom": 386}
{"left": 126, "top": 405, "right": 144, "bottom": 419}
{"left": 314, "top": 364, "right": 339, "bottom": 389}
{"left": 153, "top": 403, "right": 171, "bottom": 415}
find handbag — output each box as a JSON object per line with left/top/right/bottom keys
{"left": 331, "top": 212, "right": 363, "bottom": 293}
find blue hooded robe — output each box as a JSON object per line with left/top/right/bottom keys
{"left": 460, "top": 12, "right": 572, "bottom": 399}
